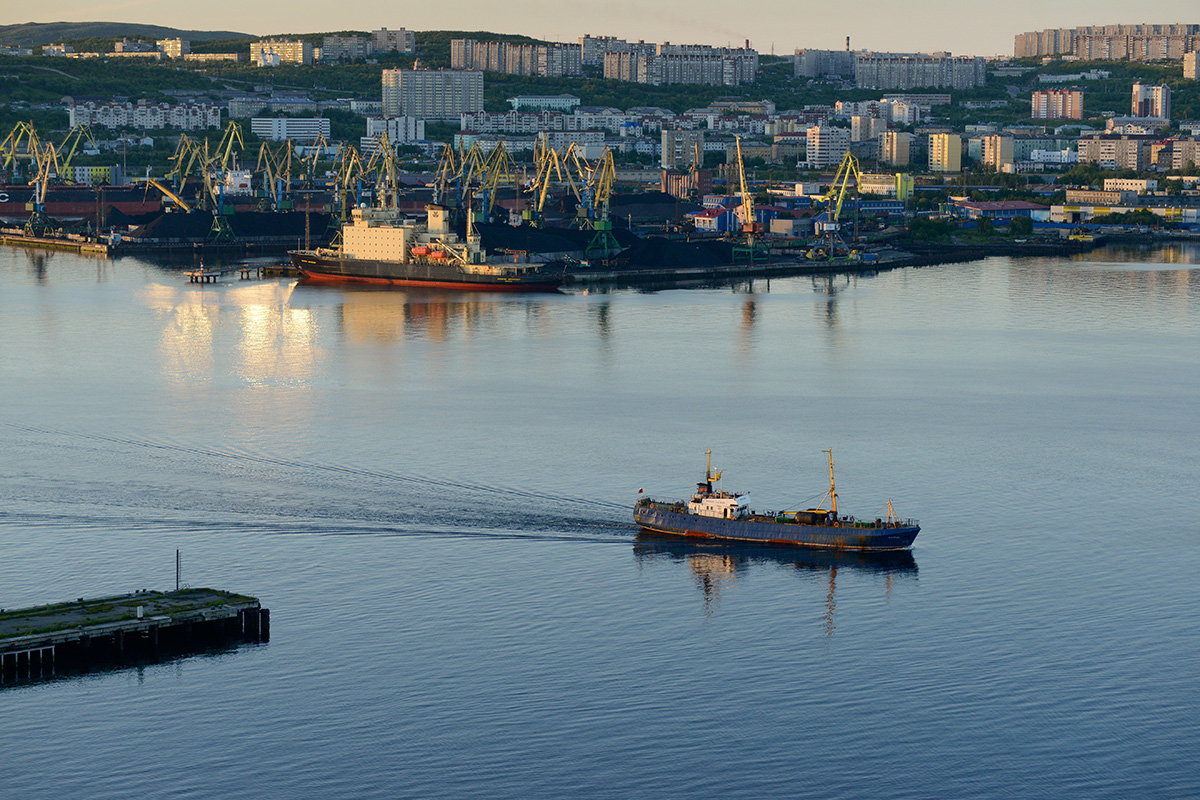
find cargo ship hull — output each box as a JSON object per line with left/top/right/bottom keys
{"left": 0, "top": 184, "right": 162, "bottom": 223}
{"left": 635, "top": 504, "right": 919, "bottom": 550}
{"left": 291, "top": 250, "right": 565, "bottom": 293}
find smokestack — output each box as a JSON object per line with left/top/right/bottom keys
{"left": 745, "top": 39, "right": 750, "bottom": 50}
{"left": 846, "top": 36, "right": 851, "bottom": 52}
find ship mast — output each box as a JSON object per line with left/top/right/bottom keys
{"left": 704, "top": 449, "right": 722, "bottom": 485}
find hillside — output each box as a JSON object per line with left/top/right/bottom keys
{"left": 0, "top": 21, "right": 253, "bottom": 46}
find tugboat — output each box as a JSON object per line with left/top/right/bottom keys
{"left": 634, "top": 450, "right": 920, "bottom": 550}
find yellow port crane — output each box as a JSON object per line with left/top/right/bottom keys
{"left": 731, "top": 135, "right": 769, "bottom": 264}
{"left": 810, "top": 151, "right": 862, "bottom": 262}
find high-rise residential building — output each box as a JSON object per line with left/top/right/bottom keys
{"left": 850, "top": 115, "right": 886, "bottom": 142}
{"left": 250, "top": 117, "right": 331, "bottom": 143}
{"left": 601, "top": 42, "right": 758, "bottom": 87}
{"left": 1031, "top": 88, "right": 1084, "bottom": 120}
{"left": 372, "top": 28, "right": 416, "bottom": 54}
{"left": 794, "top": 48, "right": 857, "bottom": 79}
{"left": 251, "top": 39, "right": 313, "bottom": 66}
{"left": 854, "top": 52, "right": 986, "bottom": 90}
{"left": 661, "top": 129, "right": 705, "bottom": 169}
{"left": 1015, "top": 24, "right": 1200, "bottom": 61}
{"left": 1132, "top": 82, "right": 1171, "bottom": 118}
{"left": 928, "top": 133, "right": 962, "bottom": 172}
{"left": 366, "top": 116, "right": 426, "bottom": 144}
{"left": 1185, "top": 52, "right": 1200, "bottom": 79}
{"left": 382, "top": 69, "right": 483, "bottom": 119}
{"left": 881, "top": 131, "right": 913, "bottom": 166}
{"left": 320, "top": 35, "right": 372, "bottom": 62}
{"left": 452, "top": 39, "right": 582, "bottom": 77}
{"left": 982, "top": 135, "right": 1016, "bottom": 169}
{"left": 1078, "top": 134, "right": 1154, "bottom": 170}
{"left": 156, "top": 39, "right": 189, "bottom": 59}
{"left": 806, "top": 125, "right": 852, "bottom": 167}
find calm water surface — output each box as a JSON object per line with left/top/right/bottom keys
{"left": 2, "top": 244, "right": 1198, "bottom": 798}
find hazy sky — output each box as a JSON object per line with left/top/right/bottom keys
{"left": 10, "top": 0, "right": 1200, "bottom": 56}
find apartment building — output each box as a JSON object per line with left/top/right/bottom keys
{"left": 1132, "top": 83, "right": 1171, "bottom": 118}
{"left": 1031, "top": 89, "right": 1083, "bottom": 120}
{"left": 156, "top": 39, "right": 189, "bottom": 59}
{"left": 661, "top": 129, "right": 705, "bottom": 169}
{"left": 881, "top": 131, "right": 913, "bottom": 166}
{"left": 794, "top": 48, "right": 857, "bottom": 79}
{"left": 451, "top": 39, "right": 582, "bottom": 78}
{"left": 1015, "top": 24, "right": 1200, "bottom": 60}
{"left": 603, "top": 43, "right": 758, "bottom": 87}
{"left": 69, "top": 101, "right": 221, "bottom": 130}
{"left": 928, "top": 133, "right": 962, "bottom": 172}
{"left": 1186, "top": 52, "right": 1199, "bottom": 79}
{"left": 373, "top": 28, "right": 416, "bottom": 54}
{"left": 851, "top": 116, "right": 886, "bottom": 142}
{"left": 366, "top": 116, "right": 426, "bottom": 144}
{"left": 1077, "top": 134, "right": 1154, "bottom": 170}
{"left": 982, "top": 135, "right": 1016, "bottom": 169}
{"left": 251, "top": 39, "right": 313, "bottom": 66}
{"left": 321, "top": 35, "right": 372, "bottom": 62}
{"left": 855, "top": 52, "right": 986, "bottom": 90}
{"left": 806, "top": 125, "right": 851, "bottom": 167}
{"left": 382, "top": 69, "right": 483, "bottom": 119}
{"left": 250, "top": 117, "right": 330, "bottom": 143}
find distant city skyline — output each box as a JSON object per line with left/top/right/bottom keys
{"left": 18, "top": 0, "right": 1200, "bottom": 56}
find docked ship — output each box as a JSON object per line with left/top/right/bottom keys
{"left": 634, "top": 450, "right": 920, "bottom": 550}
{"left": 289, "top": 203, "right": 566, "bottom": 292}
{"left": 0, "top": 183, "right": 163, "bottom": 224}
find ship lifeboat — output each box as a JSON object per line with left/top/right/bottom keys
{"left": 410, "top": 245, "right": 430, "bottom": 256}
{"left": 429, "top": 250, "right": 446, "bottom": 259}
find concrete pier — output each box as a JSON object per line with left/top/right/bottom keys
{"left": 0, "top": 588, "right": 268, "bottom": 684}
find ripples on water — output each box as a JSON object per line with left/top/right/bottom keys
{"left": 1, "top": 245, "right": 1198, "bottom": 798}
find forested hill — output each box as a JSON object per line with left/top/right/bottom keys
{"left": 0, "top": 22, "right": 252, "bottom": 47}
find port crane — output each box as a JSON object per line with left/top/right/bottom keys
{"left": 731, "top": 135, "right": 769, "bottom": 264}
{"left": 810, "top": 151, "right": 861, "bottom": 261}
{"left": 564, "top": 145, "right": 620, "bottom": 259}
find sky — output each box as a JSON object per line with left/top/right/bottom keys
{"left": 6, "top": 0, "right": 1200, "bottom": 56}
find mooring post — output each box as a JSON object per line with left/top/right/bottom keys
{"left": 259, "top": 608, "right": 270, "bottom": 642}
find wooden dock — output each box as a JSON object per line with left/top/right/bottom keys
{"left": 185, "top": 263, "right": 298, "bottom": 283}
{"left": 0, "top": 588, "right": 268, "bottom": 684}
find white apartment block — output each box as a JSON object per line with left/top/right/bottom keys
{"left": 806, "top": 125, "right": 851, "bottom": 167}
{"left": 373, "top": 28, "right": 416, "bottom": 54}
{"left": 250, "top": 117, "right": 331, "bottom": 143}
{"left": 69, "top": 102, "right": 221, "bottom": 130}
{"left": 382, "top": 69, "right": 483, "bottom": 119}
{"left": 366, "top": 116, "right": 426, "bottom": 144}
{"left": 661, "top": 129, "right": 705, "bottom": 169}
{"left": 251, "top": 39, "right": 313, "bottom": 66}
{"left": 855, "top": 52, "right": 986, "bottom": 91}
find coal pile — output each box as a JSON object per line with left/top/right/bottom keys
{"left": 474, "top": 223, "right": 640, "bottom": 255}
{"left": 128, "top": 211, "right": 332, "bottom": 240}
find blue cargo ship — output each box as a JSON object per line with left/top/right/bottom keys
{"left": 634, "top": 450, "right": 920, "bottom": 551}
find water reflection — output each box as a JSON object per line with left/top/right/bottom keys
{"left": 633, "top": 532, "right": 917, "bottom": 631}
{"left": 323, "top": 288, "right": 509, "bottom": 344}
